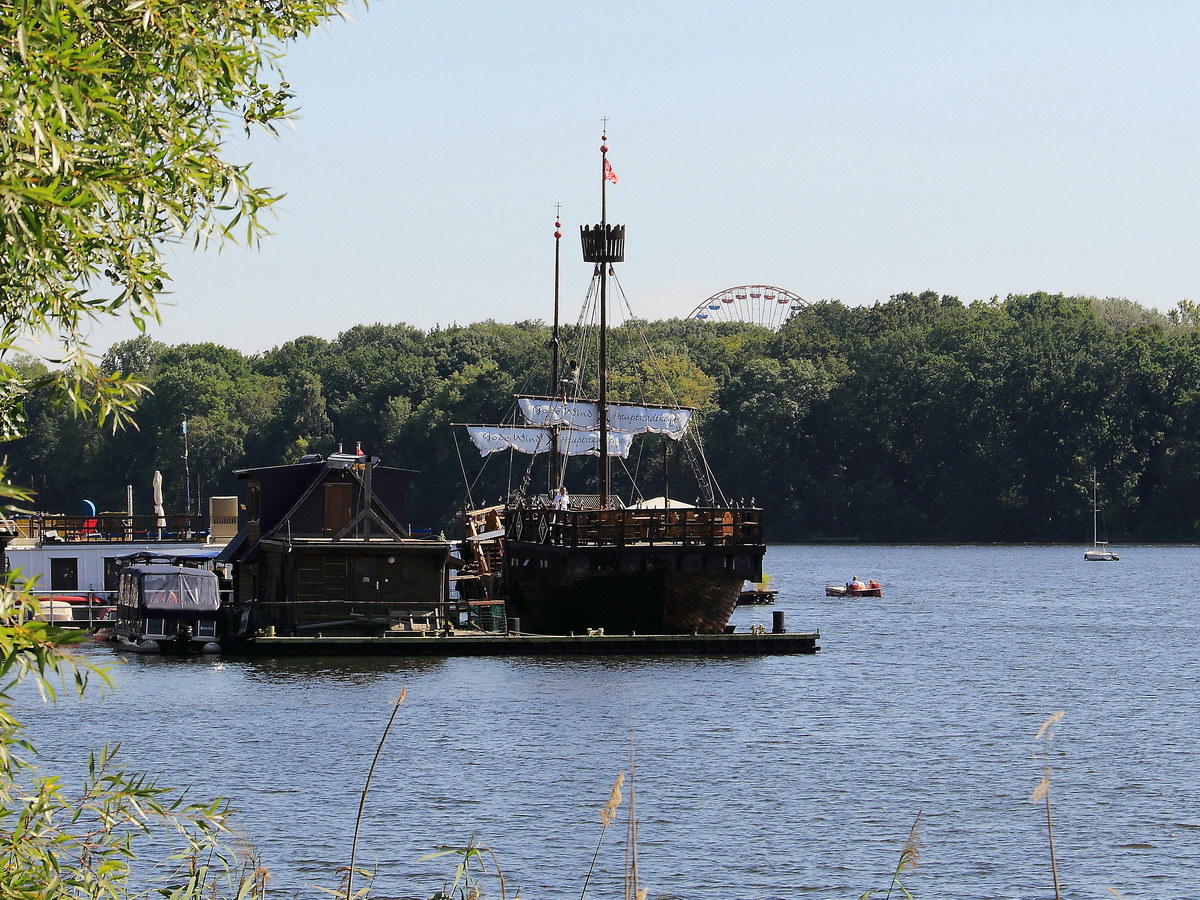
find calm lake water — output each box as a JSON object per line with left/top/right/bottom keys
{"left": 16, "top": 544, "right": 1200, "bottom": 900}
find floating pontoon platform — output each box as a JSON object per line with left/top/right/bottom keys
{"left": 238, "top": 629, "right": 820, "bottom": 657}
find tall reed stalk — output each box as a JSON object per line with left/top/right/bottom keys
{"left": 1032, "top": 710, "right": 1065, "bottom": 900}
{"left": 344, "top": 687, "right": 407, "bottom": 900}
{"left": 580, "top": 771, "right": 625, "bottom": 900}
{"left": 624, "top": 730, "right": 646, "bottom": 900}
{"left": 884, "top": 810, "right": 923, "bottom": 900}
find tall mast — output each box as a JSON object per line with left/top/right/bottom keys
{"left": 552, "top": 206, "right": 562, "bottom": 390}
{"left": 598, "top": 135, "right": 610, "bottom": 506}
{"left": 550, "top": 209, "right": 563, "bottom": 493}
{"left": 580, "top": 126, "right": 624, "bottom": 508}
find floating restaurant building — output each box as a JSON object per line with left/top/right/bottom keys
{"left": 218, "top": 449, "right": 454, "bottom": 642}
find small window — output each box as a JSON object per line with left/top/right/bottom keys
{"left": 144, "top": 618, "right": 166, "bottom": 636}
{"left": 247, "top": 483, "right": 261, "bottom": 521}
{"left": 196, "top": 621, "right": 217, "bottom": 637}
{"left": 50, "top": 557, "right": 79, "bottom": 591}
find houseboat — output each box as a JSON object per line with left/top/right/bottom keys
{"left": 217, "top": 448, "right": 457, "bottom": 646}
{"left": 2, "top": 497, "right": 239, "bottom": 623}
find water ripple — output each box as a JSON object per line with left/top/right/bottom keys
{"left": 13, "top": 544, "right": 1200, "bottom": 899}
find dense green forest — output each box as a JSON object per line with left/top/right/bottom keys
{"left": 6, "top": 291, "right": 1200, "bottom": 543}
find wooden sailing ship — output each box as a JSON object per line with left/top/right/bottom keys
{"left": 455, "top": 134, "right": 766, "bottom": 635}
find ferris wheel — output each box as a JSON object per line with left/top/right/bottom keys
{"left": 688, "top": 285, "right": 807, "bottom": 329}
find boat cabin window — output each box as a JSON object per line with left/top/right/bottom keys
{"left": 50, "top": 557, "right": 79, "bottom": 591}
{"left": 196, "top": 620, "right": 217, "bottom": 637}
{"left": 144, "top": 617, "right": 166, "bottom": 636}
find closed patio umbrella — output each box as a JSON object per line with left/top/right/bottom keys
{"left": 152, "top": 470, "right": 166, "bottom": 531}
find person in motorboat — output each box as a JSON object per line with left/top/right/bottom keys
{"left": 848, "top": 576, "right": 865, "bottom": 591}
{"left": 867, "top": 579, "right": 881, "bottom": 590}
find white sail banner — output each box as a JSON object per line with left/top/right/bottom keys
{"left": 607, "top": 404, "right": 692, "bottom": 439}
{"left": 517, "top": 397, "right": 692, "bottom": 439}
{"left": 467, "top": 426, "right": 634, "bottom": 458}
{"left": 517, "top": 398, "right": 600, "bottom": 430}
{"left": 560, "top": 430, "right": 635, "bottom": 458}
{"left": 467, "top": 426, "right": 551, "bottom": 456}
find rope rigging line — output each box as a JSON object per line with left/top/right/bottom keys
{"left": 608, "top": 271, "right": 725, "bottom": 506}
{"left": 453, "top": 428, "right": 478, "bottom": 511}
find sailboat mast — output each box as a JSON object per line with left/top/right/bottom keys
{"left": 553, "top": 209, "right": 562, "bottom": 390}
{"left": 550, "top": 210, "right": 563, "bottom": 493}
{"left": 579, "top": 127, "right": 624, "bottom": 509}
{"left": 1093, "top": 468, "right": 1099, "bottom": 547}
{"left": 598, "top": 137, "right": 610, "bottom": 506}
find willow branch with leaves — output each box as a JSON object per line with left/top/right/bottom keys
{"left": 0, "top": 0, "right": 356, "bottom": 434}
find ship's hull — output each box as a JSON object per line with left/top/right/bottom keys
{"left": 502, "top": 538, "right": 762, "bottom": 635}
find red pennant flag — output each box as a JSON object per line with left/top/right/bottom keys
{"left": 604, "top": 159, "right": 618, "bottom": 183}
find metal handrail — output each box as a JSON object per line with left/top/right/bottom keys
{"left": 28, "top": 590, "right": 117, "bottom": 628}
{"left": 9, "top": 514, "right": 202, "bottom": 542}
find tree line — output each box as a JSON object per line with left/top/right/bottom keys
{"left": 6, "top": 291, "right": 1200, "bottom": 543}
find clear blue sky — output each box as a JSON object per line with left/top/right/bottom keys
{"left": 86, "top": 0, "right": 1200, "bottom": 354}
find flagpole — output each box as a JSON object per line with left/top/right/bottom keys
{"left": 182, "top": 418, "right": 191, "bottom": 527}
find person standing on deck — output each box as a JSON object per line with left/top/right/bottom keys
{"left": 553, "top": 486, "right": 569, "bottom": 510}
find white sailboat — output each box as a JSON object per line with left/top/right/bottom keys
{"left": 1084, "top": 469, "right": 1119, "bottom": 561}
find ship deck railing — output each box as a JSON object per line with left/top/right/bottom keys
{"left": 508, "top": 506, "right": 764, "bottom": 549}
{"left": 8, "top": 514, "right": 206, "bottom": 543}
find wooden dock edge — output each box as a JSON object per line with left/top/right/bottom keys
{"left": 238, "top": 631, "right": 821, "bottom": 657}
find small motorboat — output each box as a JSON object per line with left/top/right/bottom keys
{"left": 826, "top": 583, "right": 883, "bottom": 598}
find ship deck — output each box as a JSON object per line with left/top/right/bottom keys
{"left": 504, "top": 505, "right": 764, "bottom": 549}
